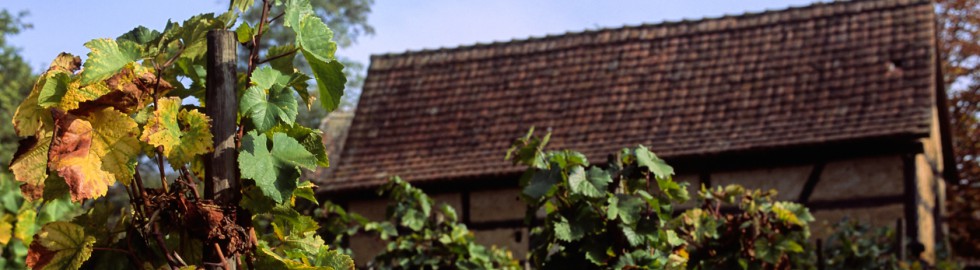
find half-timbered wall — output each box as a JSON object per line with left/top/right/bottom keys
{"left": 343, "top": 150, "right": 944, "bottom": 265}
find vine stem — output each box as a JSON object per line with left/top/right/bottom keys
{"left": 238, "top": 0, "right": 272, "bottom": 148}
{"left": 258, "top": 47, "right": 299, "bottom": 64}
{"left": 152, "top": 222, "right": 184, "bottom": 269}
{"left": 178, "top": 166, "right": 202, "bottom": 199}
{"left": 151, "top": 67, "right": 169, "bottom": 193}
{"left": 215, "top": 243, "right": 231, "bottom": 270}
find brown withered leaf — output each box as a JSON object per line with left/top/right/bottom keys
{"left": 72, "top": 64, "right": 173, "bottom": 115}
{"left": 46, "top": 53, "right": 82, "bottom": 74}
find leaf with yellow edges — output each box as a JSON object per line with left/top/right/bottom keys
{"left": 12, "top": 53, "right": 84, "bottom": 137}
{"left": 12, "top": 77, "right": 52, "bottom": 137}
{"left": 15, "top": 203, "right": 38, "bottom": 243}
{"left": 81, "top": 38, "right": 141, "bottom": 86}
{"left": 48, "top": 108, "right": 139, "bottom": 201}
{"left": 140, "top": 97, "right": 213, "bottom": 166}
{"left": 26, "top": 221, "right": 96, "bottom": 270}
{"left": 10, "top": 130, "right": 53, "bottom": 200}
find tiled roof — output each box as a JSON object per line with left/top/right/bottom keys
{"left": 321, "top": 0, "right": 938, "bottom": 191}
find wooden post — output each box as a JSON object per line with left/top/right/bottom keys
{"left": 816, "top": 239, "right": 825, "bottom": 270}
{"left": 896, "top": 218, "right": 906, "bottom": 260}
{"left": 204, "top": 29, "right": 238, "bottom": 270}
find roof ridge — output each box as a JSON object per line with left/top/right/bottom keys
{"left": 369, "top": 0, "right": 929, "bottom": 62}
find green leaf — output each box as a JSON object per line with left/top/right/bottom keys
{"left": 554, "top": 216, "right": 583, "bottom": 242}
{"left": 607, "top": 194, "right": 644, "bottom": 225}
{"left": 239, "top": 131, "right": 317, "bottom": 203}
{"left": 772, "top": 202, "right": 813, "bottom": 227}
{"left": 241, "top": 67, "right": 299, "bottom": 132}
{"left": 36, "top": 73, "right": 71, "bottom": 108}
{"left": 634, "top": 145, "right": 673, "bottom": 178}
{"left": 267, "top": 45, "right": 298, "bottom": 74}
{"left": 284, "top": 0, "right": 314, "bottom": 29}
{"left": 117, "top": 26, "right": 161, "bottom": 46}
{"left": 235, "top": 22, "right": 254, "bottom": 44}
{"left": 293, "top": 181, "right": 318, "bottom": 205}
{"left": 304, "top": 53, "right": 346, "bottom": 112}
{"left": 523, "top": 167, "right": 560, "bottom": 200}
{"left": 25, "top": 222, "right": 96, "bottom": 270}
{"left": 665, "top": 229, "right": 684, "bottom": 247}
{"left": 287, "top": 73, "right": 314, "bottom": 110}
{"left": 296, "top": 15, "right": 336, "bottom": 62}
{"left": 81, "top": 38, "right": 141, "bottom": 85}
{"left": 312, "top": 246, "right": 355, "bottom": 270}
{"left": 620, "top": 224, "right": 643, "bottom": 247}
{"left": 401, "top": 208, "right": 427, "bottom": 232}
{"left": 268, "top": 124, "right": 329, "bottom": 167}
{"left": 570, "top": 167, "right": 610, "bottom": 198}
{"left": 776, "top": 239, "right": 804, "bottom": 253}
{"left": 231, "top": 0, "right": 255, "bottom": 13}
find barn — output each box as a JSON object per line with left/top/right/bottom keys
{"left": 317, "top": 0, "right": 954, "bottom": 264}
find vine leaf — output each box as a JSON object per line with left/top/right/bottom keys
{"left": 47, "top": 53, "right": 83, "bottom": 73}
{"left": 607, "top": 194, "right": 644, "bottom": 225}
{"left": 140, "top": 97, "right": 214, "bottom": 166}
{"left": 12, "top": 79, "right": 51, "bottom": 137}
{"left": 635, "top": 145, "right": 673, "bottom": 179}
{"left": 48, "top": 108, "right": 139, "bottom": 201}
{"left": 284, "top": 0, "right": 314, "bottom": 29}
{"left": 0, "top": 215, "right": 11, "bottom": 245}
{"left": 523, "top": 167, "right": 560, "bottom": 200}
{"left": 266, "top": 45, "right": 297, "bottom": 74}
{"left": 117, "top": 26, "right": 161, "bottom": 47}
{"left": 292, "top": 181, "right": 318, "bottom": 206}
{"left": 296, "top": 15, "right": 336, "bottom": 63}
{"left": 267, "top": 124, "right": 329, "bottom": 167}
{"left": 569, "top": 166, "right": 610, "bottom": 198}
{"left": 36, "top": 73, "right": 72, "bottom": 108}
{"left": 304, "top": 51, "right": 346, "bottom": 112}
{"left": 285, "top": 1, "right": 346, "bottom": 112}
{"left": 241, "top": 67, "right": 298, "bottom": 132}
{"left": 80, "top": 38, "right": 141, "bottom": 86}
{"left": 12, "top": 53, "right": 82, "bottom": 137}
{"left": 25, "top": 221, "right": 96, "bottom": 270}
{"left": 9, "top": 132, "right": 52, "bottom": 200}
{"left": 554, "top": 216, "right": 584, "bottom": 242}
{"left": 239, "top": 131, "right": 316, "bottom": 203}
{"left": 14, "top": 203, "right": 38, "bottom": 243}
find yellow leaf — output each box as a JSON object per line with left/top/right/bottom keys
{"left": 15, "top": 203, "right": 38, "bottom": 243}
{"left": 51, "top": 79, "right": 112, "bottom": 112}
{"left": 0, "top": 214, "right": 13, "bottom": 245}
{"left": 141, "top": 97, "right": 213, "bottom": 166}
{"left": 87, "top": 108, "right": 140, "bottom": 185}
{"left": 48, "top": 108, "right": 139, "bottom": 201}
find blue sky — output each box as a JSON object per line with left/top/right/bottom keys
{"left": 2, "top": 0, "right": 818, "bottom": 73}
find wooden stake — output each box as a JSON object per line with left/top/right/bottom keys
{"left": 204, "top": 29, "right": 238, "bottom": 270}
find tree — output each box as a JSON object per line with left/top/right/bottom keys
{"left": 937, "top": 0, "right": 980, "bottom": 259}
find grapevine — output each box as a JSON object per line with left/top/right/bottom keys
{"left": 7, "top": 0, "right": 351, "bottom": 269}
